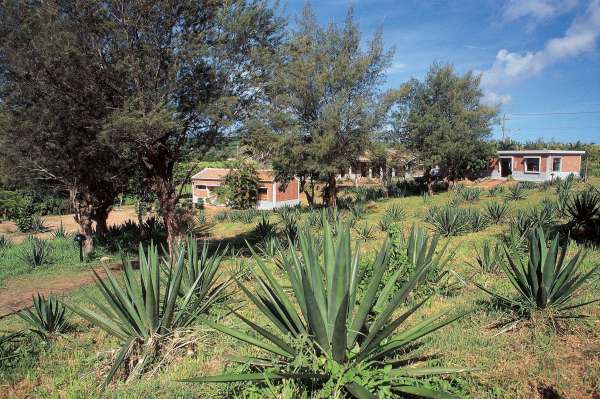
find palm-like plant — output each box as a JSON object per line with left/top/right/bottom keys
{"left": 354, "top": 221, "right": 375, "bottom": 241}
{"left": 385, "top": 204, "right": 406, "bottom": 221}
{"left": 566, "top": 188, "right": 600, "bottom": 227}
{"left": 185, "top": 221, "right": 468, "bottom": 398}
{"left": 253, "top": 215, "right": 276, "bottom": 239}
{"left": 477, "top": 227, "right": 598, "bottom": 314}
{"left": 505, "top": 184, "right": 527, "bottom": 201}
{"left": 18, "top": 293, "right": 68, "bottom": 337}
{"left": 485, "top": 201, "right": 510, "bottom": 224}
{"left": 67, "top": 242, "right": 220, "bottom": 385}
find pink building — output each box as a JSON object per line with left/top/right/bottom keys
{"left": 491, "top": 150, "right": 585, "bottom": 182}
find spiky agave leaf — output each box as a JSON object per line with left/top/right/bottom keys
{"left": 184, "top": 219, "right": 469, "bottom": 397}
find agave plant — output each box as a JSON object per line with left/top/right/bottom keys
{"left": 354, "top": 221, "right": 375, "bottom": 241}
{"left": 485, "top": 201, "right": 510, "bottom": 224}
{"left": 472, "top": 241, "right": 502, "bottom": 273}
{"left": 487, "top": 185, "right": 504, "bottom": 197}
{"left": 253, "top": 215, "right": 276, "bottom": 239}
{"left": 385, "top": 204, "right": 406, "bottom": 221}
{"left": 377, "top": 215, "right": 392, "bottom": 232}
{"left": 280, "top": 212, "right": 299, "bottom": 243}
{"left": 566, "top": 188, "right": 600, "bottom": 227}
{"left": 51, "top": 221, "right": 69, "bottom": 239}
{"left": 457, "top": 187, "right": 481, "bottom": 202}
{"left": 477, "top": 227, "right": 598, "bottom": 315}
{"left": 348, "top": 203, "right": 366, "bottom": 220}
{"left": 465, "top": 208, "right": 489, "bottom": 232}
{"left": 555, "top": 174, "right": 575, "bottom": 195}
{"left": 0, "top": 234, "right": 10, "bottom": 250}
{"left": 19, "top": 236, "right": 51, "bottom": 268}
{"left": 185, "top": 221, "right": 468, "bottom": 397}
{"left": 425, "top": 205, "right": 470, "bottom": 236}
{"left": 212, "top": 211, "right": 230, "bottom": 223}
{"left": 517, "top": 181, "right": 538, "bottom": 190}
{"left": 505, "top": 184, "right": 527, "bottom": 201}
{"left": 67, "top": 242, "right": 216, "bottom": 384}
{"left": 180, "top": 238, "right": 231, "bottom": 307}
{"left": 18, "top": 293, "right": 68, "bottom": 337}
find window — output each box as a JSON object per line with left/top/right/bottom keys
{"left": 524, "top": 157, "right": 540, "bottom": 173}
{"left": 552, "top": 157, "right": 561, "bottom": 172}
{"left": 195, "top": 184, "right": 207, "bottom": 190}
{"left": 258, "top": 187, "right": 268, "bottom": 196}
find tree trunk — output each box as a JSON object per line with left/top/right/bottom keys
{"left": 425, "top": 171, "right": 434, "bottom": 196}
{"left": 152, "top": 176, "right": 180, "bottom": 255}
{"left": 71, "top": 189, "right": 95, "bottom": 256}
{"left": 93, "top": 204, "right": 111, "bottom": 237}
{"left": 300, "top": 177, "right": 315, "bottom": 206}
{"left": 323, "top": 174, "right": 337, "bottom": 207}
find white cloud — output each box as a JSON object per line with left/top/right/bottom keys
{"left": 482, "top": 91, "right": 512, "bottom": 106}
{"left": 388, "top": 61, "right": 407, "bottom": 74}
{"left": 481, "top": 0, "right": 600, "bottom": 101}
{"left": 503, "top": 0, "right": 579, "bottom": 23}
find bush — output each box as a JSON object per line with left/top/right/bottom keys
{"left": 185, "top": 220, "right": 468, "bottom": 397}
{"left": 566, "top": 188, "right": 600, "bottom": 227}
{"left": 216, "top": 159, "right": 260, "bottom": 209}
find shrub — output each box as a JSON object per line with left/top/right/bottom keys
{"left": 425, "top": 205, "right": 470, "bottom": 236}
{"left": 485, "top": 201, "right": 510, "bottom": 224}
{"left": 487, "top": 185, "right": 505, "bottom": 197}
{"left": 185, "top": 221, "right": 468, "bottom": 397}
{"left": 253, "top": 215, "right": 276, "bottom": 239}
{"left": 67, "top": 241, "right": 221, "bottom": 385}
{"left": 566, "top": 188, "right": 600, "bottom": 227}
{"left": 476, "top": 227, "right": 598, "bottom": 316}
{"left": 18, "top": 294, "right": 68, "bottom": 337}
{"left": 216, "top": 159, "right": 260, "bottom": 209}
{"left": 505, "top": 184, "right": 527, "bottom": 201}
{"left": 384, "top": 204, "right": 406, "bottom": 221}
{"left": 15, "top": 214, "right": 34, "bottom": 233}
{"left": 19, "top": 237, "right": 51, "bottom": 267}
{"left": 472, "top": 241, "right": 502, "bottom": 273}
{"left": 51, "top": 221, "right": 68, "bottom": 239}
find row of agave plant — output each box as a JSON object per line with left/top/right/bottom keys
{"left": 10, "top": 211, "right": 598, "bottom": 397}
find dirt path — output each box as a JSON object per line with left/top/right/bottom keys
{"left": 0, "top": 263, "right": 121, "bottom": 319}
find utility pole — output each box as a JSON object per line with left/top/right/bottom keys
{"left": 501, "top": 113, "right": 509, "bottom": 142}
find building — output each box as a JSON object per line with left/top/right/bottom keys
{"left": 191, "top": 168, "right": 300, "bottom": 210}
{"left": 337, "top": 150, "right": 419, "bottom": 184}
{"left": 491, "top": 150, "right": 585, "bottom": 182}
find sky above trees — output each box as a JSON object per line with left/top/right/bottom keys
{"left": 281, "top": 0, "right": 600, "bottom": 143}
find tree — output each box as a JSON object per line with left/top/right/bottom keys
{"left": 0, "top": 1, "right": 133, "bottom": 254}
{"left": 216, "top": 159, "right": 260, "bottom": 209}
{"left": 250, "top": 6, "right": 392, "bottom": 207}
{"left": 99, "top": 0, "right": 284, "bottom": 251}
{"left": 393, "top": 63, "right": 498, "bottom": 194}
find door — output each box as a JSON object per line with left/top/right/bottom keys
{"left": 500, "top": 158, "right": 512, "bottom": 177}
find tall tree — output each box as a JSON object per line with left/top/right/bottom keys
{"left": 393, "top": 63, "right": 498, "bottom": 194}
{"left": 100, "top": 0, "right": 284, "bottom": 251}
{"left": 250, "top": 6, "right": 392, "bottom": 207}
{"left": 0, "top": 1, "right": 133, "bottom": 254}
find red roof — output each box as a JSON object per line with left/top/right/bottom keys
{"left": 191, "top": 168, "right": 277, "bottom": 182}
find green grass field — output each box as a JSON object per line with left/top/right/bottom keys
{"left": 1, "top": 178, "right": 599, "bottom": 398}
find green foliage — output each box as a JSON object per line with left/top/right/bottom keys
{"left": 351, "top": 187, "right": 387, "bottom": 203}
{"left": 473, "top": 241, "right": 502, "bottom": 273}
{"left": 517, "top": 181, "right": 538, "bottom": 190}
{"left": 19, "top": 236, "right": 51, "bottom": 268}
{"left": 385, "top": 205, "right": 406, "bottom": 221}
{"left": 377, "top": 215, "right": 392, "bottom": 232}
{"left": 566, "top": 188, "right": 600, "bottom": 226}
{"left": 505, "top": 184, "right": 527, "bottom": 201}
{"left": 66, "top": 241, "right": 219, "bottom": 385}
{"left": 354, "top": 222, "right": 376, "bottom": 241}
{"left": 253, "top": 215, "right": 276, "bottom": 239}
{"left": 477, "top": 228, "right": 598, "bottom": 315}
{"left": 465, "top": 208, "right": 489, "bottom": 232}
{"left": 425, "top": 205, "right": 470, "bottom": 236}
{"left": 397, "top": 63, "right": 497, "bottom": 180}
{"left": 280, "top": 210, "right": 299, "bottom": 242}
{"left": 485, "top": 201, "right": 510, "bottom": 224}
{"left": 555, "top": 174, "right": 575, "bottom": 195}
{"left": 185, "top": 221, "right": 468, "bottom": 397}
{"left": 456, "top": 187, "right": 481, "bottom": 202}
{"left": 487, "top": 185, "right": 504, "bottom": 197}
{"left": 18, "top": 294, "right": 68, "bottom": 337}
{"left": 51, "top": 221, "right": 68, "bottom": 239}
{"left": 0, "top": 234, "right": 10, "bottom": 250}
{"left": 217, "top": 160, "right": 261, "bottom": 210}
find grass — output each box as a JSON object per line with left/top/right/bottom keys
{"left": 0, "top": 178, "right": 599, "bottom": 398}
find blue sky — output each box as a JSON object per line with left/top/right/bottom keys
{"left": 280, "top": 0, "right": 600, "bottom": 143}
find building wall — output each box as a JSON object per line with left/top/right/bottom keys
{"left": 561, "top": 155, "right": 581, "bottom": 172}
{"left": 491, "top": 153, "right": 582, "bottom": 181}
{"left": 275, "top": 179, "right": 299, "bottom": 201}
